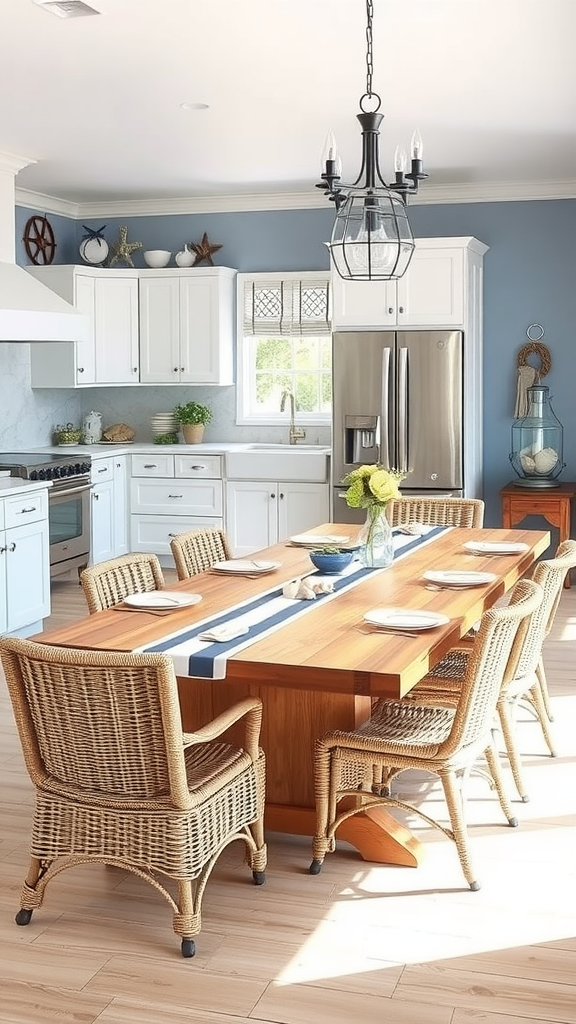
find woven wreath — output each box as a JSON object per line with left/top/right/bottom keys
{"left": 516, "top": 341, "right": 551, "bottom": 379}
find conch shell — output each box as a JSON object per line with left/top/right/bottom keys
{"left": 283, "top": 578, "right": 335, "bottom": 600}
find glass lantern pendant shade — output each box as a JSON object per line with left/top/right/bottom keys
{"left": 510, "top": 384, "right": 565, "bottom": 488}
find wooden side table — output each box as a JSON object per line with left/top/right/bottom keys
{"left": 500, "top": 481, "right": 576, "bottom": 588}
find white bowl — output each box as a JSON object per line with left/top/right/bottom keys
{"left": 143, "top": 249, "right": 171, "bottom": 268}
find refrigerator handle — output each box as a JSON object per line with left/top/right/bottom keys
{"left": 381, "top": 347, "right": 392, "bottom": 469}
{"left": 398, "top": 347, "right": 408, "bottom": 473}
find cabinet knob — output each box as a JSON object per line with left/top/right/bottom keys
{"left": 93, "top": 493, "right": 99, "bottom": 500}
{"left": 78, "top": 367, "right": 84, "bottom": 373}
{"left": 270, "top": 492, "right": 276, "bottom": 499}
{"left": 398, "top": 306, "right": 404, "bottom": 313}
{"left": 133, "top": 366, "right": 138, "bottom": 373}
{"left": 0, "top": 546, "right": 6, "bottom": 554}
{"left": 181, "top": 366, "right": 185, "bottom": 372}
{"left": 8, "top": 542, "right": 16, "bottom": 552}
{"left": 279, "top": 492, "right": 284, "bottom": 499}
{"left": 388, "top": 307, "right": 393, "bottom": 315}
{"left": 173, "top": 367, "right": 179, "bottom": 372}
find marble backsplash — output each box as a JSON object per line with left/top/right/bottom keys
{"left": 0, "top": 344, "right": 330, "bottom": 450}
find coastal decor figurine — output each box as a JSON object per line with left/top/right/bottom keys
{"left": 174, "top": 400, "right": 212, "bottom": 444}
{"left": 79, "top": 225, "right": 109, "bottom": 265}
{"left": 342, "top": 464, "right": 403, "bottom": 567}
{"left": 108, "top": 225, "right": 143, "bottom": 267}
{"left": 190, "top": 232, "right": 222, "bottom": 266}
{"left": 82, "top": 410, "right": 103, "bottom": 444}
{"left": 175, "top": 243, "right": 196, "bottom": 268}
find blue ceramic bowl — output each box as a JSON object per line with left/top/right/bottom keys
{"left": 309, "top": 549, "right": 355, "bottom": 574}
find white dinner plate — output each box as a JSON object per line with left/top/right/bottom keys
{"left": 463, "top": 541, "right": 529, "bottom": 555}
{"left": 364, "top": 607, "right": 450, "bottom": 630}
{"left": 289, "top": 533, "right": 351, "bottom": 547}
{"left": 123, "top": 591, "right": 202, "bottom": 609}
{"left": 211, "top": 560, "right": 280, "bottom": 574}
{"left": 424, "top": 569, "right": 496, "bottom": 587}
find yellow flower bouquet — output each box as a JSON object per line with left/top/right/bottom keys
{"left": 341, "top": 465, "right": 404, "bottom": 567}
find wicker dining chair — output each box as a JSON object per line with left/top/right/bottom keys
{"left": 80, "top": 552, "right": 166, "bottom": 613}
{"left": 170, "top": 527, "right": 232, "bottom": 580}
{"left": 309, "top": 578, "right": 543, "bottom": 891}
{"left": 387, "top": 496, "right": 485, "bottom": 529}
{"left": 400, "top": 539, "right": 576, "bottom": 802}
{"left": 0, "top": 637, "right": 267, "bottom": 959}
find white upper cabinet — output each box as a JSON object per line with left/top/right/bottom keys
{"left": 139, "top": 267, "right": 236, "bottom": 385}
{"left": 331, "top": 237, "right": 488, "bottom": 330}
{"left": 29, "top": 266, "right": 139, "bottom": 387}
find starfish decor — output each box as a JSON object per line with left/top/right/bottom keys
{"left": 108, "top": 225, "right": 143, "bottom": 267}
{"left": 190, "top": 232, "right": 223, "bottom": 266}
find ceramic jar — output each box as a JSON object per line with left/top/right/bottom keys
{"left": 82, "top": 410, "right": 103, "bottom": 444}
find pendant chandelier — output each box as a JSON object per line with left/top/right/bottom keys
{"left": 317, "top": 0, "right": 428, "bottom": 282}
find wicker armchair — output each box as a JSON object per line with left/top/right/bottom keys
{"left": 0, "top": 637, "right": 267, "bottom": 958}
{"left": 80, "top": 552, "right": 166, "bottom": 613}
{"left": 309, "top": 578, "right": 542, "bottom": 891}
{"left": 401, "top": 539, "right": 576, "bottom": 802}
{"left": 170, "top": 527, "right": 232, "bottom": 580}
{"left": 387, "top": 496, "right": 484, "bottom": 529}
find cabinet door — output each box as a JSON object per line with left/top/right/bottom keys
{"left": 331, "top": 272, "right": 397, "bottom": 329}
{"left": 91, "top": 479, "right": 115, "bottom": 564}
{"left": 277, "top": 483, "right": 330, "bottom": 542}
{"left": 139, "top": 277, "right": 181, "bottom": 383}
{"left": 180, "top": 275, "right": 234, "bottom": 384}
{"left": 94, "top": 277, "right": 139, "bottom": 383}
{"left": 74, "top": 273, "right": 97, "bottom": 383}
{"left": 225, "top": 481, "right": 277, "bottom": 556}
{"left": 113, "top": 457, "right": 129, "bottom": 556}
{"left": 3, "top": 519, "right": 50, "bottom": 632}
{"left": 397, "top": 247, "right": 464, "bottom": 326}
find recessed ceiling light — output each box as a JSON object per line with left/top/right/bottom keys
{"left": 180, "top": 102, "right": 210, "bottom": 112}
{"left": 32, "top": 0, "right": 101, "bottom": 17}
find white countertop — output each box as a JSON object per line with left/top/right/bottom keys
{"left": 21, "top": 442, "right": 331, "bottom": 458}
{"left": 0, "top": 478, "right": 52, "bottom": 497}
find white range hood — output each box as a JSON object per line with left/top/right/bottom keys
{"left": 0, "top": 152, "right": 87, "bottom": 343}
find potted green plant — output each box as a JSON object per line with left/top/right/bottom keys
{"left": 173, "top": 401, "right": 212, "bottom": 444}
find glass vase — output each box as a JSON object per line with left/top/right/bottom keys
{"left": 358, "top": 506, "right": 394, "bottom": 568}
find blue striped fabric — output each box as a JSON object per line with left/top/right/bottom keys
{"left": 139, "top": 526, "right": 448, "bottom": 679}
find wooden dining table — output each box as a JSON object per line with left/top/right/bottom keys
{"left": 32, "top": 523, "right": 550, "bottom": 869}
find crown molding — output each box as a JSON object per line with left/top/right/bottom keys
{"left": 0, "top": 151, "right": 36, "bottom": 176}
{"left": 15, "top": 178, "right": 576, "bottom": 220}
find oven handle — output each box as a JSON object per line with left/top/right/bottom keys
{"left": 50, "top": 482, "right": 92, "bottom": 499}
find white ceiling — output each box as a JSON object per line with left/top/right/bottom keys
{"left": 1, "top": 0, "right": 575, "bottom": 215}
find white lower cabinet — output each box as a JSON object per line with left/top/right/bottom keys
{"left": 90, "top": 456, "right": 129, "bottom": 565}
{"left": 130, "top": 452, "right": 224, "bottom": 565}
{"left": 225, "top": 481, "right": 329, "bottom": 556}
{"left": 0, "top": 488, "right": 50, "bottom": 636}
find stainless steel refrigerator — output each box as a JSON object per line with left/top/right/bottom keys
{"left": 332, "top": 330, "right": 464, "bottom": 524}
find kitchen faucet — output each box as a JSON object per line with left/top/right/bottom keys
{"left": 280, "top": 389, "right": 306, "bottom": 445}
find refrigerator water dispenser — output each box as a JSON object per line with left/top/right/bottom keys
{"left": 344, "top": 415, "right": 379, "bottom": 465}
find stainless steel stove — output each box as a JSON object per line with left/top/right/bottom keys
{"left": 0, "top": 452, "right": 93, "bottom": 577}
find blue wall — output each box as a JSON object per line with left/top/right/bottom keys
{"left": 15, "top": 197, "right": 576, "bottom": 532}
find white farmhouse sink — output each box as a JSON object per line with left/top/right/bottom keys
{"left": 226, "top": 445, "right": 330, "bottom": 482}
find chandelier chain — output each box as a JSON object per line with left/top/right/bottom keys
{"left": 365, "top": 0, "right": 374, "bottom": 97}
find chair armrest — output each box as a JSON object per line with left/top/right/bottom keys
{"left": 182, "top": 697, "right": 263, "bottom": 761}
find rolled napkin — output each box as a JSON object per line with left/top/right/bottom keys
{"left": 282, "top": 578, "right": 335, "bottom": 600}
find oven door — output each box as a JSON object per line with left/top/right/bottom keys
{"left": 49, "top": 482, "right": 92, "bottom": 577}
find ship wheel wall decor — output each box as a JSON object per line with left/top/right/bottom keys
{"left": 23, "top": 214, "right": 56, "bottom": 265}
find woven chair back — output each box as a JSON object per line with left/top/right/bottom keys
{"left": 170, "top": 528, "right": 231, "bottom": 580}
{"left": 506, "top": 539, "right": 576, "bottom": 686}
{"left": 439, "top": 578, "right": 543, "bottom": 757}
{"left": 0, "top": 638, "right": 191, "bottom": 807}
{"left": 387, "top": 496, "right": 484, "bottom": 529}
{"left": 80, "top": 553, "right": 166, "bottom": 613}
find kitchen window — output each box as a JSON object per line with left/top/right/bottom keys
{"left": 236, "top": 272, "right": 332, "bottom": 426}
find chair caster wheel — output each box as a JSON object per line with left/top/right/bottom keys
{"left": 181, "top": 938, "right": 195, "bottom": 958}
{"left": 252, "top": 870, "right": 266, "bottom": 885}
{"left": 15, "top": 909, "right": 33, "bottom": 925}
{"left": 309, "top": 860, "right": 323, "bottom": 875}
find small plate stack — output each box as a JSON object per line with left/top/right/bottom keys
{"left": 151, "top": 412, "right": 179, "bottom": 438}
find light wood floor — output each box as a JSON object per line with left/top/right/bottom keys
{"left": 1, "top": 573, "right": 575, "bottom": 1024}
